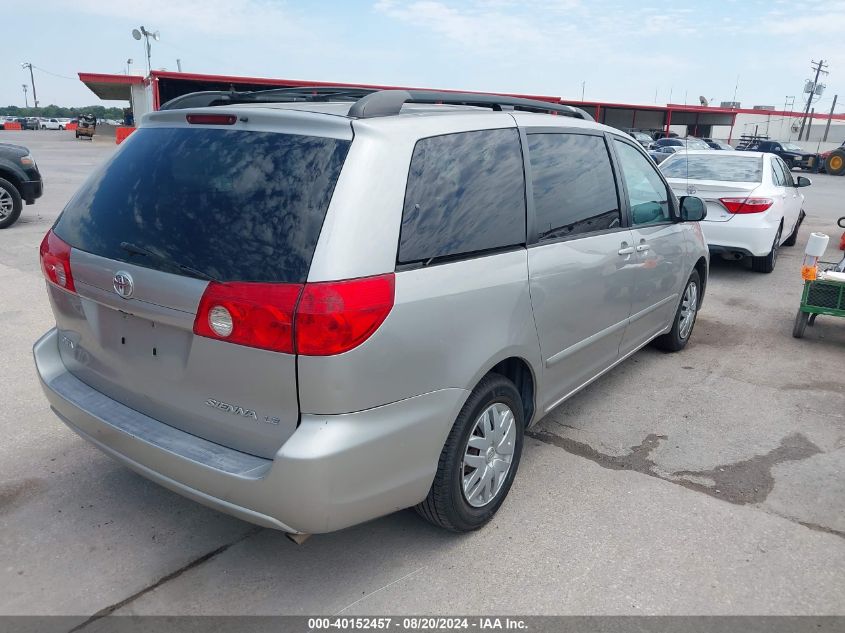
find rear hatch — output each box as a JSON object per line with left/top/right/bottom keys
{"left": 661, "top": 153, "right": 764, "bottom": 223}
{"left": 47, "top": 117, "right": 351, "bottom": 458}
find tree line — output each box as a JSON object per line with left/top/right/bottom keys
{"left": 1, "top": 104, "right": 126, "bottom": 119}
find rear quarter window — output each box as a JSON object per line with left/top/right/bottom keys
{"left": 54, "top": 127, "right": 350, "bottom": 283}
{"left": 397, "top": 128, "right": 526, "bottom": 264}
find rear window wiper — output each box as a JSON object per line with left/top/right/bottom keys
{"left": 120, "top": 242, "right": 218, "bottom": 282}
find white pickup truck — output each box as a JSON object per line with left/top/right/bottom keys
{"left": 40, "top": 118, "right": 66, "bottom": 130}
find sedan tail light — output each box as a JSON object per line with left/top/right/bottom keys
{"left": 719, "top": 197, "right": 774, "bottom": 214}
{"left": 39, "top": 230, "right": 76, "bottom": 292}
{"left": 193, "top": 273, "right": 395, "bottom": 356}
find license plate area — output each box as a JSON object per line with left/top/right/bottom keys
{"left": 104, "top": 307, "right": 191, "bottom": 373}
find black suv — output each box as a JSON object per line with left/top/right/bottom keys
{"left": 742, "top": 140, "right": 817, "bottom": 170}
{"left": 0, "top": 142, "right": 43, "bottom": 228}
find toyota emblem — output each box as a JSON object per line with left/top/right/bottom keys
{"left": 113, "top": 271, "right": 134, "bottom": 299}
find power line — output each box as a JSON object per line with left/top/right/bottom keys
{"left": 30, "top": 65, "right": 77, "bottom": 80}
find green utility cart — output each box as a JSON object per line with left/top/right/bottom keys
{"left": 793, "top": 218, "right": 845, "bottom": 339}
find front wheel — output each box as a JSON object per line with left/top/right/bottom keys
{"left": 416, "top": 373, "right": 524, "bottom": 532}
{"left": 0, "top": 177, "right": 23, "bottom": 229}
{"left": 653, "top": 270, "right": 701, "bottom": 352}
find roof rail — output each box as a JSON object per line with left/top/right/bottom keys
{"left": 347, "top": 90, "right": 593, "bottom": 121}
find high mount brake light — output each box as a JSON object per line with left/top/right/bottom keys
{"left": 39, "top": 230, "right": 76, "bottom": 292}
{"left": 186, "top": 114, "right": 237, "bottom": 125}
{"left": 719, "top": 197, "right": 774, "bottom": 214}
{"left": 193, "top": 274, "right": 395, "bottom": 356}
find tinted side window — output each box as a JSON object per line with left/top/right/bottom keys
{"left": 613, "top": 139, "right": 672, "bottom": 226}
{"left": 778, "top": 158, "right": 795, "bottom": 186}
{"left": 771, "top": 159, "right": 787, "bottom": 186}
{"left": 527, "top": 133, "right": 621, "bottom": 240}
{"left": 398, "top": 129, "right": 525, "bottom": 264}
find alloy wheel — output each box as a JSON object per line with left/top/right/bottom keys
{"left": 0, "top": 187, "right": 13, "bottom": 220}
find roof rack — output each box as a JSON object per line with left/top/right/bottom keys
{"left": 159, "top": 85, "right": 593, "bottom": 121}
{"left": 348, "top": 90, "right": 593, "bottom": 121}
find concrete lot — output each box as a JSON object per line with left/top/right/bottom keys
{"left": 0, "top": 130, "right": 843, "bottom": 623}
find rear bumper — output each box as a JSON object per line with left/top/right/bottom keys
{"left": 701, "top": 217, "right": 779, "bottom": 257}
{"left": 21, "top": 179, "right": 43, "bottom": 204}
{"left": 34, "top": 328, "right": 467, "bottom": 534}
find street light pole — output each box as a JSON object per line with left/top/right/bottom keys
{"left": 21, "top": 63, "right": 38, "bottom": 109}
{"left": 22, "top": 84, "right": 28, "bottom": 108}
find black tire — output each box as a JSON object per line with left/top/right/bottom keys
{"left": 808, "top": 313, "right": 818, "bottom": 327}
{"left": 59, "top": 125, "right": 64, "bottom": 131}
{"left": 416, "top": 373, "right": 524, "bottom": 532}
{"left": 783, "top": 211, "right": 804, "bottom": 247}
{"left": 825, "top": 150, "right": 845, "bottom": 176}
{"left": 0, "top": 177, "right": 23, "bottom": 229}
{"left": 75, "top": 131, "right": 79, "bottom": 139}
{"left": 793, "top": 310, "right": 809, "bottom": 338}
{"left": 653, "top": 270, "right": 701, "bottom": 352}
{"left": 751, "top": 225, "right": 782, "bottom": 273}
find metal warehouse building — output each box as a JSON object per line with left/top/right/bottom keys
{"left": 79, "top": 70, "right": 845, "bottom": 148}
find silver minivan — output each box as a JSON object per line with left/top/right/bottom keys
{"left": 35, "top": 89, "right": 709, "bottom": 537}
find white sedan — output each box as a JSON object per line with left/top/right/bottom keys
{"left": 660, "top": 150, "right": 809, "bottom": 273}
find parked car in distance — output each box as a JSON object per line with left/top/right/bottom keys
{"left": 740, "top": 140, "right": 818, "bottom": 171}
{"left": 660, "top": 150, "right": 808, "bottom": 273}
{"left": 704, "top": 139, "right": 734, "bottom": 150}
{"left": 13, "top": 117, "right": 39, "bottom": 130}
{"left": 652, "top": 130, "right": 680, "bottom": 140}
{"left": 651, "top": 137, "right": 711, "bottom": 151}
{"left": 34, "top": 88, "right": 709, "bottom": 537}
{"left": 649, "top": 145, "right": 685, "bottom": 164}
{"left": 0, "top": 142, "right": 43, "bottom": 228}
{"left": 625, "top": 129, "right": 653, "bottom": 147}
{"left": 40, "top": 118, "right": 66, "bottom": 130}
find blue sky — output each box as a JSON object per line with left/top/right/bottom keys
{"left": 3, "top": 0, "right": 844, "bottom": 111}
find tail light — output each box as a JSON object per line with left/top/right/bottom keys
{"left": 719, "top": 197, "right": 774, "bottom": 214}
{"left": 193, "top": 282, "right": 302, "bottom": 353}
{"left": 193, "top": 273, "right": 395, "bottom": 356}
{"left": 39, "top": 230, "right": 76, "bottom": 292}
{"left": 296, "top": 274, "right": 395, "bottom": 356}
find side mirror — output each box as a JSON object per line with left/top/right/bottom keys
{"left": 795, "top": 176, "right": 812, "bottom": 187}
{"left": 679, "top": 196, "right": 707, "bottom": 222}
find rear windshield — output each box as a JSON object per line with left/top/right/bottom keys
{"left": 54, "top": 127, "right": 350, "bottom": 283}
{"left": 661, "top": 155, "right": 763, "bottom": 183}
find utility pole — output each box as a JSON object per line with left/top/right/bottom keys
{"left": 798, "top": 59, "right": 828, "bottom": 139}
{"left": 176, "top": 58, "right": 182, "bottom": 72}
{"left": 580, "top": 81, "right": 585, "bottom": 101}
{"left": 22, "top": 84, "right": 28, "bottom": 108}
{"left": 20, "top": 63, "right": 38, "bottom": 109}
{"left": 823, "top": 94, "right": 838, "bottom": 142}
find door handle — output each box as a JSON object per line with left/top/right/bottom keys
{"left": 636, "top": 244, "right": 651, "bottom": 253}
{"left": 618, "top": 246, "right": 635, "bottom": 256}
